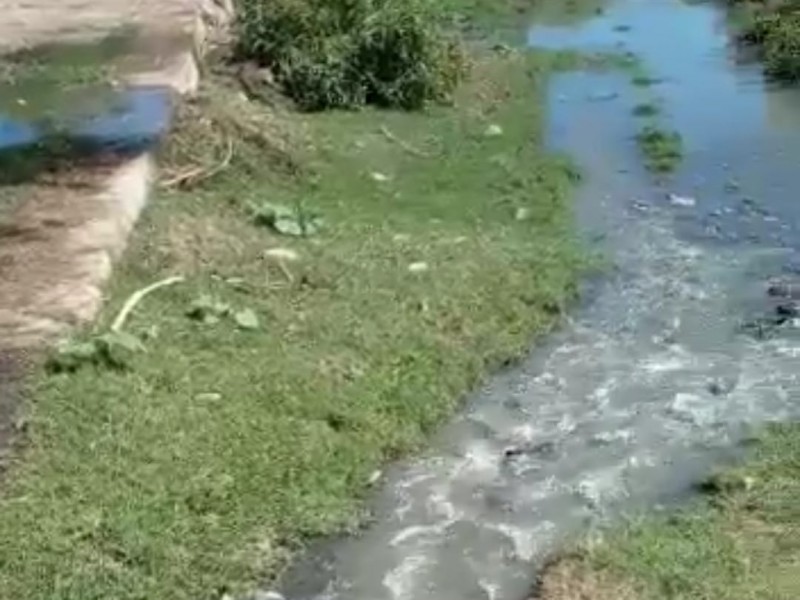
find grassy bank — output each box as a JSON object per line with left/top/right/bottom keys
{"left": 0, "top": 44, "right": 581, "bottom": 600}
{"left": 536, "top": 424, "right": 800, "bottom": 600}
{"left": 731, "top": 0, "right": 800, "bottom": 81}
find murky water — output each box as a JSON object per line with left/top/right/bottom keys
{"left": 0, "top": 33, "right": 173, "bottom": 166}
{"left": 280, "top": 1, "right": 800, "bottom": 599}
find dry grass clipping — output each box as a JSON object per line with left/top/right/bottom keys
{"left": 534, "top": 556, "right": 640, "bottom": 600}
{"left": 160, "top": 75, "right": 305, "bottom": 190}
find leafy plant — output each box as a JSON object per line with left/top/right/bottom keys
{"left": 632, "top": 102, "right": 659, "bottom": 117}
{"left": 186, "top": 295, "right": 233, "bottom": 324}
{"left": 187, "top": 295, "right": 261, "bottom": 330}
{"left": 234, "top": 309, "right": 260, "bottom": 330}
{"left": 636, "top": 125, "right": 683, "bottom": 173}
{"left": 235, "top": 0, "right": 468, "bottom": 110}
{"left": 48, "top": 331, "right": 145, "bottom": 372}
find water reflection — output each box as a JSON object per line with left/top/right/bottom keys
{"left": 0, "top": 33, "right": 174, "bottom": 178}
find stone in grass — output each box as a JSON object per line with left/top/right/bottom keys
{"left": 484, "top": 124, "right": 503, "bottom": 138}
{"left": 515, "top": 207, "right": 532, "bottom": 221}
{"left": 235, "top": 308, "right": 260, "bottom": 330}
{"left": 408, "top": 261, "right": 429, "bottom": 273}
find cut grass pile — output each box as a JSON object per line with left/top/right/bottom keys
{"left": 535, "top": 424, "right": 800, "bottom": 600}
{"left": 0, "top": 49, "right": 581, "bottom": 599}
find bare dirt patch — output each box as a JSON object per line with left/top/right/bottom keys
{"left": 0, "top": 157, "right": 153, "bottom": 351}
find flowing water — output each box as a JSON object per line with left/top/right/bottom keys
{"left": 281, "top": 1, "right": 800, "bottom": 598}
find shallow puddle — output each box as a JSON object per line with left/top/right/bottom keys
{"left": 0, "top": 31, "right": 175, "bottom": 181}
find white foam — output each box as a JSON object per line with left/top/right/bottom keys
{"left": 486, "top": 520, "right": 555, "bottom": 561}
{"left": 390, "top": 524, "right": 447, "bottom": 547}
{"left": 383, "top": 554, "right": 428, "bottom": 600}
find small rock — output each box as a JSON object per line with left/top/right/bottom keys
{"left": 195, "top": 392, "right": 223, "bottom": 402}
{"left": 503, "top": 441, "right": 557, "bottom": 460}
{"left": 515, "top": 207, "right": 532, "bottom": 221}
{"left": 767, "top": 281, "right": 800, "bottom": 300}
{"left": 706, "top": 378, "right": 734, "bottom": 396}
{"left": 484, "top": 124, "right": 503, "bottom": 138}
{"left": 392, "top": 233, "right": 411, "bottom": 243}
{"left": 776, "top": 302, "right": 799, "bottom": 319}
{"left": 408, "top": 262, "right": 429, "bottom": 273}
{"left": 368, "top": 470, "right": 382, "bottom": 485}
{"left": 668, "top": 193, "right": 696, "bottom": 207}
{"left": 371, "top": 171, "right": 390, "bottom": 182}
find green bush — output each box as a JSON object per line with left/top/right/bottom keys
{"left": 761, "top": 15, "right": 800, "bottom": 80}
{"left": 235, "top": 0, "right": 468, "bottom": 111}
{"left": 739, "top": 0, "right": 800, "bottom": 81}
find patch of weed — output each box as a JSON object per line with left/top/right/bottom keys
{"left": 632, "top": 102, "right": 659, "bottom": 117}
{"left": 636, "top": 125, "right": 683, "bottom": 173}
{"left": 731, "top": 0, "right": 800, "bottom": 81}
{"left": 631, "top": 73, "right": 661, "bottom": 87}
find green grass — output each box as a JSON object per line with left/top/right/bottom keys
{"left": 537, "top": 424, "right": 800, "bottom": 600}
{"left": 635, "top": 125, "right": 683, "bottom": 173}
{"left": 0, "top": 50, "right": 582, "bottom": 600}
{"left": 632, "top": 102, "right": 659, "bottom": 117}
